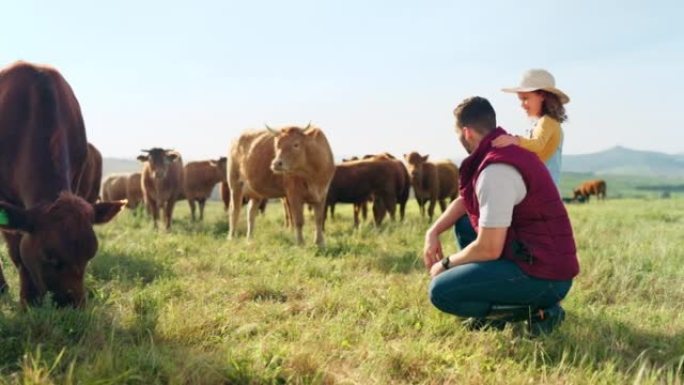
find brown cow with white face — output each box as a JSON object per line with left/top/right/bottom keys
{"left": 183, "top": 157, "right": 226, "bottom": 221}
{"left": 404, "top": 152, "right": 459, "bottom": 221}
{"left": 0, "top": 62, "right": 125, "bottom": 307}
{"left": 227, "top": 124, "right": 334, "bottom": 246}
{"left": 137, "top": 148, "right": 183, "bottom": 230}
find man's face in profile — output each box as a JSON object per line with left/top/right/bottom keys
{"left": 455, "top": 125, "right": 473, "bottom": 154}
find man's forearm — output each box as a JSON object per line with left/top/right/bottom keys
{"left": 427, "top": 196, "right": 466, "bottom": 237}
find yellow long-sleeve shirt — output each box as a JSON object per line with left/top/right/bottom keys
{"left": 518, "top": 116, "right": 562, "bottom": 162}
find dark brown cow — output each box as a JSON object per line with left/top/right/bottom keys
{"left": 183, "top": 157, "right": 226, "bottom": 221}
{"left": 404, "top": 152, "right": 459, "bottom": 221}
{"left": 126, "top": 173, "right": 143, "bottom": 209}
{"left": 364, "top": 153, "right": 410, "bottom": 221}
{"left": 0, "top": 62, "right": 124, "bottom": 306}
{"left": 102, "top": 174, "right": 128, "bottom": 202}
{"left": 138, "top": 148, "right": 184, "bottom": 230}
{"left": 573, "top": 179, "right": 607, "bottom": 202}
{"left": 227, "top": 124, "right": 335, "bottom": 245}
{"left": 326, "top": 158, "right": 400, "bottom": 228}
{"left": 74, "top": 143, "right": 103, "bottom": 204}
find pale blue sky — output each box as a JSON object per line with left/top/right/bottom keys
{"left": 2, "top": 0, "right": 683, "bottom": 161}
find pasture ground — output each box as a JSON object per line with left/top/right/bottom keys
{"left": 1, "top": 198, "right": 683, "bottom": 384}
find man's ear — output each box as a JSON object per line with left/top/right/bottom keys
{"left": 92, "top": 200, "right": 126, "bottom": 225}
{"left": 0, "top": 202, "right": 34, "bottom": 234}
{"left": 463, "top": 127, "right": 474, "bottom": 141}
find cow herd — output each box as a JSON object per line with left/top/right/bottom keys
{"left": 0, "top": 61, "right": 607, "bottom": 308}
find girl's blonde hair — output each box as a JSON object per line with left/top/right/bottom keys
{"left": 539, "top": 90, "right": 567, "bottom": 123}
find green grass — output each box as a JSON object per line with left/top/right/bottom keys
{"left": 1, "top": 198, "right": 683, "bottom": 384}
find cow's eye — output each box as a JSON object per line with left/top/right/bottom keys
{"left": 294, "top": 143, "right": 300, "bottom": 149}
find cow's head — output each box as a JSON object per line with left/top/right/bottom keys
{"left": 0, "top": 193, "right": 125, "bottom": 307}
{"left": 404, "top": 152, "right": 429, "bottom": 188}
{"left": 210, "top": 157, "right": 228, "bottom": 182}
{"left": 137, "top": 148, "right": 179, "bottom": 180}
{"left": 269, "top": 123, "right": 317, "bottom": 174}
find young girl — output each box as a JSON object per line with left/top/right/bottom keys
{"left": 493, "top": 69, "right": 569, "bottom": 187}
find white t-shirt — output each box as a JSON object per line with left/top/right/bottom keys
{"left": 475, "top": 164, "right": 527, "bottom": 228}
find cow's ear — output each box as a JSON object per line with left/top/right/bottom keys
{"left": 166, "top": 152, "right": 179, "bottom": 161}
{"left": 92, "top": 200, "right": 126, "bottom": 225}
{"left": 209, "top": 160, "right": 218, "bottom": 167}
{"left": 137, "top": 155, "right": 149, "bottom": 162}
{"left": 422, "top": 154, "right": 429, "bottom": 162}
{"left": 403, "top": 153, "right": 408, "bottom": 160}
{"left": 0, "top": 202, "right": 34, "bottom": 234}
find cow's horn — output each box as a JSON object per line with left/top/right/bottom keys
{"left": 141, "top": 149, "right": 150, "bottom": 153}
{"left": 265, "top": 123, "right": 278, "bottom": 134}
{"left": 303, "top": 121, "right": 312, "bottom": 130}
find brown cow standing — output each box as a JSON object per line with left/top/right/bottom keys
{"left": 74, "top": 142, "right": 103, "bottom": 204}
{"left": 573, "top": 179, "right": 607, "bottom": 202}
{"left": 0, "top": 62, "right": 124, "bottom": 306}
{"left": 227, "top": 124, "right": 335, "bottom": 246}
{"left": 183, "top": 157, "right": 226, "bottom": 221}
{"left": 220, "top": 181, "right": 267, "bottom": 214}
{"left": 326, "top": 158, "right": 400, "bottom": 228}
{"left": 138, "top": 148, "right": 184, "bottom": 230}
{"left": 365, "top": 153, "right": 410, "bottom": 221}
{"left": 404, "top": 152, "right": 459, "bottom": 221}
{"left": 126, "top": 173, "right": 143, "bottom": 209}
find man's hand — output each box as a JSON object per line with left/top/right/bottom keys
{"left": 430, "top": 260, "right": 447, "bottom": 278}
{"left": 492, "top": 135, "right": 519, "bottom": 148}
{"left": 423, "top": 231, "right": 444, "bottom": 269}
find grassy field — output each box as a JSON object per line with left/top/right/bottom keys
{"left": 1, "top": 198, "right": 683, "bottom": 385}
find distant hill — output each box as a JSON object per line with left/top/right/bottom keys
{"left": 562, "top": 146, "right": 684, "bottom": 177}
{"left": 102, "top": 158, "right": 140, "bottom": 177}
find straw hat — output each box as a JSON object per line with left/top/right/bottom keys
{"left": 502, "top": 69, "right": 570, "bottom": 104}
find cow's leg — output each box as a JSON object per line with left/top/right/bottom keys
{"left": 386, "top": 194, "right": 397, "bottom": 222}
{"left": 427, "top": 198, "right": 437, "bottom": 222}
{"left": 165, "top": 199, "right": 176, "bottom": 230}
{"left": 311, "top": 200, "right": 326, "bottom": 247}
{"left": 373, "top": 197, "right": 386, "bottom": 226}
{"left": 399, "top": 200, "right": 407, "bottom": 221}
{"left": 188, "top": 199, "right": 197, "bottom": 221}
{"left": 198, "top": 199, "right": 206, "bottom": 221}
{"left": 282, "top": 198, "right": 292, "bottom": 228}
{"left": 228, "top": 186, "right": 243, "bottom": 239}
{"left": 330, "top": 203, "right": 336, "bottom": 220}
{"left": 439, "top": 199, "right": 447, "bottom": 213}
{"left": 246, "top": 199, "right": 261, "bottom": 240}
{"left": 149, "top": 199, "right": 160, "bottom": 229}
{"left": 353, "top": 203, "right": 360, "bottom": 228}
{"left": 287, "top": 196, "right": 305, "bottom": 244}
{"left": 417, "top": 198, "right": 425, "bottom": 217}
{"left": 361, "top": 201, "right": 368, "bottom": 221}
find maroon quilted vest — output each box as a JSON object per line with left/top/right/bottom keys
{"left": 459, "top": 127, "right": 579, "bottom": 280}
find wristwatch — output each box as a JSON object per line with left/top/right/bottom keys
{"left": 441, "top": 256, "right": 450, "bottom": 270}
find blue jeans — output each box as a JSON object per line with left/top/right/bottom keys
{"left": 437, "top": 215, "right": 573, "bottom": 318}
{"left": 429, "top": 259, "right": 572, "bottom": 317}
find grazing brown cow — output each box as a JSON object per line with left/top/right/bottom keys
{"left": 573, "top": 179, "right": 607, "bottom": 202}
{"left": 326, "top": 158, "right": 400, "bottom": 228}
{"left": 138, "top": 148, "right": 184, "bottom": 230}
{"left": 0, "top": 62, "right": 124, "bottom": 306}
{"left": 72, "top": 142, "right": 103, "bottom": 204}
{"left": 183, "top": 157, "right": 226, "bottom": 221}
{"left": 227, "top": 124, "right": 335, "bottom": 245}
{"left": 102, "top": 174, "right": 128, "bottom": 202}
{"left": 404, "top": 152, "right": 459, "bottom": 221}
{"left": 125, "top": 173, "right": 143, "bottom": 209}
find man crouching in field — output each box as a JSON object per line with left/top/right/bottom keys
{"left": 423, "top": 97, "right": 579, "bottom": 335}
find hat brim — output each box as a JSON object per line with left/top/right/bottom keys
{"left": 502, "top": 86, "right": 570, "bottom": 104}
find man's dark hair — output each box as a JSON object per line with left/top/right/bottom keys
{"left": 453, "top": 96, "right": 497, "bottom": 134}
